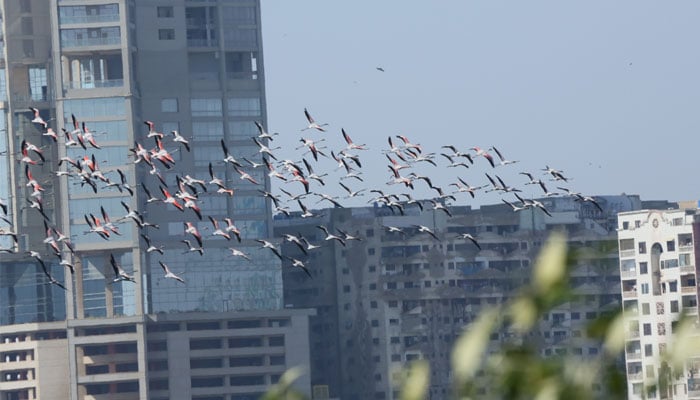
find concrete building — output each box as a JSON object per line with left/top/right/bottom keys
{"left": 0, "top": 1, "right": 311, "bottom": 399}
{"left": 275, "top": 195, "right": 647, "bottom": 400}
{"left": 618, "top": 208, "right": 700, "bottom": 399}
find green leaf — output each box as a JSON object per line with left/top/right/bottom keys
{"left": 400, "top": 360, "right": 430, "bottom": 400}
{"left": 451, "top": 308, "right": 499, "bottom": 387}
{"left": 603, "top": 311, "right": 628, "bottom": 356}
{"left": 261, "top": 366, "right": 308, "bottom": 400}
{"left": 508, "top": 295, "right": 538, "bottom": 333}
{"left": 533, "top": 232, "right": 567, "bottom": 295}
{"left": 668, "top": 317, "right": 700, "bottom": 371}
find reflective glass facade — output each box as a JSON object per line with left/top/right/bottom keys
{"left": 149, "top": 247, "right": 282, "bottom": 313}
{"left": 0, "top": 261, "right": 67, "bottom": 324}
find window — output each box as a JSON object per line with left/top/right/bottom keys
{"left": 191, "top": 358, "right": 223, "bottom": 369}
{"left": 192, "top": 121, "right": 224, "bottom": 142}
{"left": 161, "top": 98, "right": 178, "bottom": 112}
{"left": 370, "top": 301, "right": 377, "bottom": 309}
{"left": 679, "top": 253, "right": 692, "bottom": 266}
{"left": 229, "top": 356, "right": 263, "bottom": 367}
{"left": 667, "top": 240, "right": 675, "bottom": 252}
{"left": 585, "top": 312, "right": 596, "bottom": 320}
{"left": 622, "top": 221, "right": 629, "bottom": 230}
{"left": 158, "top": 29, "right": 175, "bottom": 40}
{"left": 343, "top": 285, "right": 350, "bottom": 293}
{"left": 641, "top": 283, "right": 649, "bottom": 294}
{"left": 643, "top": 323, "right": 651, "bottom": 336}
{"left": 192, "top": 377, "right": 224, "bottom": 388}
{"left": 388, "top": 301, "right": 398, "bottom": 308}
{"left": 642, "top": 303, "right": 650, "bottom": 315}
{"left": 20, "top": 0, "right": 31, "bottom": 12}
{"left": 269, "top": 355, "right": 285, "bottom": 366}
{"left": 391, "top": 354, "right": 401, "bottom": 361}
{"left": 639, "top": 262, "right": 648, "bottom": 274}
{"left": 371, "top": 320, "right": 379, "bottom": 327}
{"left": 228, "top": 337, "right": 262, "bottom": 348}
{"left": 157, "top": 6, "right": 174, "bottom": 18}
{"left": 369, "top": 283, "right": 377, "bottom": 290}
{"left": 191, "top": 98, "right": 222, "bottom": 117}
{"left": 21, "top": 17, "right": 33, "bottom": 35}
{"left": 190, "top": 338, "right": 222, "bottom": 350}
{"left": 571, "top": 312, "right": 580, "bottom": 320}
{"left": 28, "top": 66, "right": 47, "bottom": 101}
{"left": 368, "top": 265, "right": 376, "bottom": 272}
{"left": 390, "top": 337, "right": 400, "bottom": 344}
{"left": 368, "top": 248, "right": 375, "bottom": 255}
{"left": 669, "top": 281, "right": 678, "bottom": 293}
{"left": 228, "top": 97, "right": 261, "bottom": 117}
{"left": 268, "top": 336, "right": 284, "bottom": 347}
{"left": 638, "top": 242, "right": 646, "bottom": 254}
{"left": 644, "top": 344, "right": 653, "bottom": 357}
{"left": 671, "top": 300, "right": 679, "bottom": 313}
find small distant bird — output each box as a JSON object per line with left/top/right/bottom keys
{"left": 456, "top": 233, "right": 481, "bottom": 250}
{"left": 415, "top": 225, "right": 440, "bottom": 241}
{"left": 316, "top": 225, "right": 346, "bottom": 246}
{"left": 181, "top": 239, "right": 204, "bottom": 256}
{"left": 141, "top": 234, "right": 164, "bottom": 255}
{"left": 286, "top": 256, "right": 312, "bottom": 278}
{"left": 170, "top": 130, "right": 190, "bottom": 152}
{"left": 302, "top": 108, "right": 328, "bottom": 132}
{"left": 383, "top": 225, "right": 406, "bottom": 236}
{"left": 376, "top": 67, "right": 385, "bottom": 72}
{"left": 158, "top": 261, "right": 185, "bottom": 284}
{"left": 229, "top": 247, "right": 252, "bottom": 261}
{"left": 255, "top": 239, "right": 284, "bottom": 260}
{"left": 110, "top": 253, "right": 135, "bottom": 283}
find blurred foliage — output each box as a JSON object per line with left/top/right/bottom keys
{"left": 264, "top": 233, "right": 700, "bottom": 399}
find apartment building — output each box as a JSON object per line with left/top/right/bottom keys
{"left": 276, "top": 195, "right": 646, "bottom": 400}
{"left": 618, "top": 208, "right": 700, "bottom": 399}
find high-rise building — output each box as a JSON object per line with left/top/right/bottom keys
{"left": 0, "top": 1, "right": 312, "bottom": 399}
{"left": 276, "top": 195, "right": 646, "bottom": 400}
{"left": 618, "top": 208, "right": 700, "bottom": 399}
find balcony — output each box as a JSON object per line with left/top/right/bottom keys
{"left": 681, "top": 265, "right": 696, "bottom": 274}
{"left": 61, "top": 36, "right": 120, "bottom": 49}
{"left": 187, "top": 38, "right": 219, "bottom": 47}
{"left": 620, "top": 250, "right": 635, "bottom": 258}
{"left": 60, "top": 14, "right": 119, "bottom": 25}
{"left": 627, "top": 330, "right": 640, "bottom": 339}
{"left": 621, "top": 270, "right": 636, "bottom": 279}
{"left": 682, "top": 286, "right": 697, "bottom": 294}
{"left": 625, "top": 352, "right": 642, "bottom": 361}
{"left": 627, "top": 371, "right": 643, "bottom": 381}
{"left": 622, "top": 290, "right": 638, "bottom": 299}
{"left": 65, "top": 79, "right": 123, "bottom": 90}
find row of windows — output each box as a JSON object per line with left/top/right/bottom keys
{"left": 192, "top": 375, "right": 273, "bottom": 388}
{"left": 153, "top": 120, "right": 261, "bottom": 141}
{"left": 190, "top": 335, "right": 284, "bottom": 350}
{"left": 189, "top": 355, "right": 284, "bottom": 369}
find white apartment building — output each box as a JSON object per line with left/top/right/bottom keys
{"left": 619, "top": 208, "right": 700, "bottom": 400}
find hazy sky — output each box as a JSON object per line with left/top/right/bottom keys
{"left": 260, "top": 2, "right": 700, "bottom": 208}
